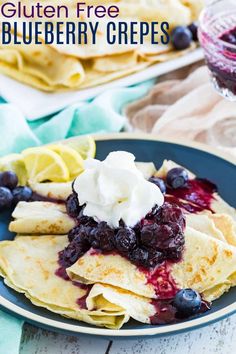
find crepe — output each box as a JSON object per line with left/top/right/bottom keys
{"left": 29, "top": 181, "right": 72, "bottom": 201}
{"left": 1, "top": 222, "right": 236, "bottom": 329}
{"left": 68, "top": 226, "right": 236, "bottom": 302}
{"left": 9, "top": 201, "right": 76, "bottom": 234}
{"left": 0, "top": 235, "right": 155, "bottom": 328}
{"left": 0, "top": 42, "right": 86, "bottom": 92}
{"left": 0, "top": 0, "right": 204, "bottom": 91}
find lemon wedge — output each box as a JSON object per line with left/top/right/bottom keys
{"left": 61, "top": 135, "right": 96, "bottom": 160}
{"left": 0, "top": 153, "right": 27, "bottom": 185}
{"left": 48, "top": 144, "right": 84, "bottom": 179}
{"left": 22, "top": 147, "right": 70, "bottom": 183}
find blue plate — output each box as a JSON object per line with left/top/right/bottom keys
{"left": 0, "top": 134, "right": 235, "bottom": 338}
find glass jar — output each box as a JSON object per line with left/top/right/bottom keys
{"left": 199, "top": 0, "right": 236, "bottom": 100}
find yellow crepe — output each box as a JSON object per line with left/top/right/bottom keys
{"left": 68, "top": 226, "right": 236, "bottom": 302}
{"left": 0, "top": 43, "right": 85, "bottom": 92}
{"left": 9, "top": 201, "right": 76, "bottom": 234}
{"left": 0, "top": 235, "right": 156, "bottom": 328}
{"left": 29, "top": 182, "right": 72, "bottom": 201}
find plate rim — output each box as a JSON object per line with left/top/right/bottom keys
{"left": 0, "top": 133, "right": 235, "bottom": 337}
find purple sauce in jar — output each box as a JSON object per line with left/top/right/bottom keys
{"left": 199, "top": 0, "right": 236, "bottom": 100}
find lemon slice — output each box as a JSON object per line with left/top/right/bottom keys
{"left": 62, "top": 135, "right": 96, "bottom": 160}
{"left": 48, "top": 144, "right": 84, "bottom": 179}
{"left": 22, "top": 147, "right": 70, "bottom": 183}
{"left": 0, "top": 153, "right": 27, "bottom": 185}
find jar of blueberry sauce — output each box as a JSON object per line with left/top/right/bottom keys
{"left": 199, "top": 0, "right": 236, "bottom": 100}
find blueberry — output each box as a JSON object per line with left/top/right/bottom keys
{"left": 78, "top": 214, "right": 97, "bottom": 228}
{"left": 146, "top": 249, "right": 164, "bottom": 268}
{"left": 129, "top": 247, "right": 149, "bottom": 267}
{"left": 171, "top": 26, "right": 192, "bottom": 50}
{"left": 12, "top": 186, "right": 32, "bottom": 204}
{"left": 188, "top": 22, "right": 198, "bottom": 41}
{"left": 161, "top": 203, "right": 186, "bottom": 228}
{"left": 68, "top": 225, "right": 91, "bottom": 244}
{"left": 173, "top": 289, "right": 201, "bottom": 317}
{"left": 0, "top": 171, "right": 18, "bottom": 190}
{"left": 66, "top": 193, "right": 82, "bottom": 218}
{"left": 149, "top": 177, "right": 166, "bottom": 194}
{"left": 166, "top": 168, "right": 189, "bottom": 189}
{"left": 0, "top": 187, "right": 13, "bottom": 209}
{"left": 90, "top": 222, "right": 114, "bottom": 252}
{"left": 59, "top": 242, "right": 85, "bottom": 268}
{"left": 115, "top": 227, "right": 137, "bottom": 254}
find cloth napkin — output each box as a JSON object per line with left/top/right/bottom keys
{"left": 0, "top": 311, "right": 23, "bottom": 354}
{"left": 0, "top": 80, "right": 153, "bottom": 156}
{"left": 125, "top": 65, "right": 236, "bottom": 159}
{"left": 0, "top": 79, "right": 153, "bottom": 353}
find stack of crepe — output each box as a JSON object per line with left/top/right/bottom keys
{"left": 0, "top": 160, "right": 236, "bottom": 329}
{"left": 0, "top": 0, "right": 204, "bottom": 91}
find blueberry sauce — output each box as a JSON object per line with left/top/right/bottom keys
{"left": 141, "top": 261, "right": 179, "bottom": 300}
{"left": 55, "top": 266, "right": 70, "bottom": 281}
{"left": 166, "top": 179, "right": 217, "bottom": 213}
{"left": 206, "top": 27, "right": 236, "bottom": 96}
{"left": 55, "top": 265, "right": 92, "bottom": 309}
{"left": 150, "top": 300, "right": 177, "bottom": 325}
{"left": 150, "top": 297, "right": 210, "bottom": 325}
{"left": 56, "top": 173, "right": 215, "bottom": 324}
{"left": 220, "top": 27, "right": 236, "bottom": 45}
{"left": 76, "top": 294, "right": 89, "bottom": 309}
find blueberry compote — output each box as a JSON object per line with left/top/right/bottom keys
{"left": 200, "top": 25, "right": 236, "bottom": 98}
{"left": 57, "top": 169, "right": 214, "bottom": 323}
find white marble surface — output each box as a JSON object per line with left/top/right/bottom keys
{"left": 20, "top": 314, "right": 236, "bottom": 354}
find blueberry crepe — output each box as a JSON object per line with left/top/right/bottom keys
{"left": 1, "top": 152, "right": 236, "bottom": 328}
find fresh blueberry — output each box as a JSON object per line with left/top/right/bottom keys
{"left": 115, "top": 227, "right": 137, "bottom": 254}
{"left": 0, "top": 187, "right": 13, "bottom": 209}
{"left": 188, "top": 22, "right": 198, "bottom": 41}
{"left": 173, "top": 289, "right": 201, "bottom": 317}
{"left": 12, "top": 186, "right": 32, "bottom": 204}
{"left": 66, "top": 193, "right": 82, "bottom": 218}
{"left": 171, "top": 26, "right": 193, "bottom": 50}
{"left": 149, "top": 177, "right": 166, "bottom": 194}
{"left": 0, "top": 171, "right": 18, "bottom": 190}
{"left": 166, "top": 168, "right": 189, "bottom": 189}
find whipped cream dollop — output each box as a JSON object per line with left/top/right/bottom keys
{"left": 74, "top": 151, "right": 164, "bottom": 228}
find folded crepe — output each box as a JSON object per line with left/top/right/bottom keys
{"left": 9, "top": 201, "right": 76, "bottom": 234}
{"left": 67, "top": 226, "right": 236, "bottom": 302}
{"left": 1, "top": 221, "right": 236, "bottom": 329}
{"left": 29, "top": 181, "right": 72, "bottom": 201}
{"left": 0, "top": 235, "right": 156, "bottom": 328}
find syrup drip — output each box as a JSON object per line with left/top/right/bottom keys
{"left": 166, "top": 179, "right": 217, "bottom": 213}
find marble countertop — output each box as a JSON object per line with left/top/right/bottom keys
{"left": 20, "top": 314, "right": 236, "bottom": 354}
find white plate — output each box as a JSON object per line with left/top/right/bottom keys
{"left": 0, "top": 49, "right": 203, "bottom": 120}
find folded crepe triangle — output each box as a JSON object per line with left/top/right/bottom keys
{"left": 67, "top": 226, "right": 236, "bottom": 302}
{"left": 0, "top": 235, "right": 155, "bottom": 329}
